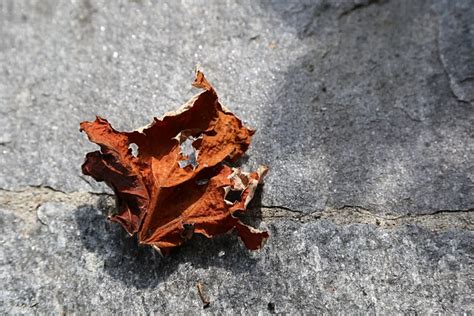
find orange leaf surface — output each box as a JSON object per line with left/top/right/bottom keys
{"left": 80, "top": 71, "right": 268, "bottom": 253}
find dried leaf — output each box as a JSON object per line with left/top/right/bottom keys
{"left": 80, "top": 71, "right": 268, "bottom": 253}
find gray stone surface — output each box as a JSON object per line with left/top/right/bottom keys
{"left": 1, "top": 0, "right": 473, "bottom": 314}
{"left": 1, "top": 201, "right": 473, "bottom": 314}
{"left": 438, "top": 0, "right": 474, "bottom": 103}
{"left": 0, "top": 0, "right": 472, "bottom": 214}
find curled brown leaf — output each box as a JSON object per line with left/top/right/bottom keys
{"left": 80, "top": 71, "right": 268, "bottom": 253}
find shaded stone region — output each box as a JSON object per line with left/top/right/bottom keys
{"left": 253, "top": 0, "right": 473, "bottom": 213}
{"left": 1, "top": 199, "right": 472, "bottom": 314}
{"left": 437, "top": 0, "right": 474, "bottom": 103}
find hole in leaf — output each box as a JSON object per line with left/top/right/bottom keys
{"left": 181, "top": 223, "right": 194, "bottom": 240}
{"left": 196, "top": 178, "right": 209, "bottom": 186}
{"left": 177, "top": 135, "right": 199, "bottom": 169}
{"left": 128, "top": 143, "right": 139, "bottom": 157}
{"left": 224, "top": 189, "right": 243, "bottom": 204}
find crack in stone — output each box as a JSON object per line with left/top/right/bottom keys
{"left": 0, "top": 185, "right": 112, "bottom": 196}
{"left": 338, "top": 0, "right": 383, "bottom": 19}
{"left": 1, "top": 187, "right": 472, "bottom": 230}
{"left": 393, "top": 106, "right": 423, "bottom": 123}
{"left": 251, "top": 204, "right": 473, "bottom": 230}
{"left": 458, "top": 76, "right": 474, "bottom": 84}
{"left": 0, "top": 185, "right": 113, "bottom": 216}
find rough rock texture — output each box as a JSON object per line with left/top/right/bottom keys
{"left": 438, "top": 0, "right": 474, "bottom": 103}
{"left": 0, "top": 0, "right": 473, "bottom": 314}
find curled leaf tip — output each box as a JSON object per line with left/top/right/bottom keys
{"left": 192, "top": 70, "right": 214, "bottom": 91}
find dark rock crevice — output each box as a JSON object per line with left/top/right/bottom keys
{"left": 338, "top": 0, "right": 384, "bottom": 19}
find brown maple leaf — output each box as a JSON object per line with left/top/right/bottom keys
{"left": 80, "top": 71, "right": 268, "bottom": 253}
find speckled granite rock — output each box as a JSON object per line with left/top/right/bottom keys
{"left": 0, "top": 0, "right": 473, "bottom": 313}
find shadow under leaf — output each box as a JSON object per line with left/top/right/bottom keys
{"left": 73, "top": 189, "right": 265, "bottom": 289}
